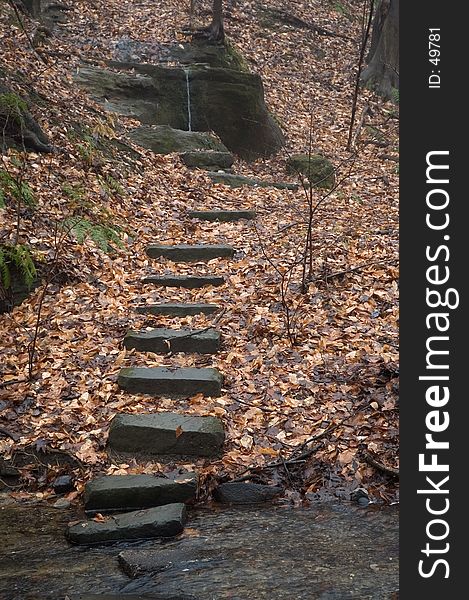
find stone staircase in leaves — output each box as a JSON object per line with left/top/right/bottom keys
{"left": 67, "top": 208, "right": 255, "bottom": 546}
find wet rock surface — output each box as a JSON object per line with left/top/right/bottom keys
{"left": 0, "top": 503, "right": 398, "bottom": 599}
{"left": 67, "top": 503, "right": 187, "bottom": 545}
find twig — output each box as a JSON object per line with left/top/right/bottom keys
{"left": 0, "top": 377, "right": 27, "bottom": 389}
{"left": 361, "top": 450, "right": 399, "bottom": 477}
{"left": 346, "top": 0, "right": 374, "bottom": 150}
{"left": 315, "top": 258, "right": 398, "bottom": 282}
{"left": 265, "top": 7, "right": 353, "bottom": 41}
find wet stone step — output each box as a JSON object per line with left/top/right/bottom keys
{"left": 67, "top": 503, "right": 186, "bottom": 545}
{"left": 118, "top": 367, "right": 223, "bottom": 397}
{"left": 143, "top": 275, "right": 224, "bottom": 288}
{"left": 146, "top": 244, "right": 234, "bottom": 262}
{"left": 108, "top": 412, "right": 225, "bottom": 457}
{"left": 213, "top": 482, "right": 283, "bottom": 504}
{"left": 84, "top": 473, "right": 197, "bottom": 513}
{"left": 187, "top": 210, "right": 256, "bottom": 222}
{"left": 124, "top": 328, "right": 220, "bottom": 354}
{"left": 135, "top": 303, "right": 220, "bottom": 316}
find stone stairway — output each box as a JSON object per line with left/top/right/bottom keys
{"left": 67, "top": 209, "right": 255, "bottom": 546}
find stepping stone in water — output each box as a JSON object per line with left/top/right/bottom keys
{"left": 135, "top": 303, "right": 220, "bottom": 316}
{"left": 118, "top": 367, "right": 223, "bottom": 397}
{"left": 146, "top": 244, "right": 234, "bottom": 262}
{"left": 84, "top": 473, "right": 197, "bottom": 513}
{"left": 67, "top": 503, "right": 186, "bottom": 545}
{"left": 208, "top": 171, "right": 298, "bottom": 190}
{"left": 108, "top": 412, "right": 225, "bottom": 457}
{"left": 188, "top": 210, "right": 256, "bottom": 222}
{"left": 143, "top": 275, "right": 224, "bottom": 288}
{"left": 124, "top": 328, "right": 220, "bottom": 354}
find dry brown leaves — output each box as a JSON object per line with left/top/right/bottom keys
{"left": 0, "top": 0, "right": 398, "bottom": 504}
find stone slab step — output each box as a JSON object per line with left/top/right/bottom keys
{"left": 146, "top": 244, "right": 234, "bottom": 262}
{"left": 108, "top": 412, "right": 225, "bottom": 457}
{"left": 124, "top": 328, "right": 220, "bottom": 354}
{"left": 67, "top": 503, "right": 186, "bottom": 545}
{"left": 213, "top": 482, "right": 283, "bottom": 504}
{"left": 180, "top": 150, "right": 234, "bottom": 170}
{"left": 135, "top": 303, "right": 220, "bottom": 316}
{"left": 118, "top": 367, "right": 223, "bottom": 397}
{"left": 208, "top": 171, "right": 298, "bottom": 190}
{"left": 143, "top": 275, "right": 224, "bottom": 288}
{"left": 84, "top": 473, "right": 197, "bottom": 513}
{"left": 187, "top": 210, "right": 256, "bottom": 222}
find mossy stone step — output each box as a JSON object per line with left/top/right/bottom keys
{"left": 208, "top": 171, "right": 298, "bottom": 190}
{"left": 67, "top": 503, "right": 186, "bottom": 545}
{"left": 84, "top": 473, "right": 197, "bottom": 513}
{"left": 124, "top": 328, "right": 220, "bottom": 354}
{"left": 146, "top": 244, "right": 234, "bottom": 262}
{"left": 118, "top": 367, "right": 223, "bottom": 397}
{"left": 143, "top": 275, "right": 224, "bottom": 288}
{"left": 108, "top": 412, "right": 225, "bottom": 457}
{"left": 135, "top": 303, "right": 220, "bottom": 316}
{"left": 180, "top": 150, "right": 234, "bottom": 170}
{"left": 187, "top": 210, "right": 256, "bottom": 222}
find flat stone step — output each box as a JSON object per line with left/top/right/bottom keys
{"left": 124, "top": 328, "right": 220, "bottom": 354}
{"left": 67, "top": 503, "right": 186, "bottom": 545}
{"left": 143, "top": 275, "right": 224, "bottom": 288}
{"left": 180, "top": 150, "right": 234, "bottom": 170}
{"left": 84, "top": 473, "right": 197, "bottom": 513}
{"left": 135, "top": 303, "right": 220, "bottom": 316}
{"left": 146, "top": 244, "right": 234, "bottom": 262}
{"left": 118, "top": 367, "right": 223, "bottom": 397}
{"left": 208, "top": 171, "right": 298, "bottom": 190}
{"left": 187, "top": 210, "right": 256, "bottom": 222}
{"left": 108, "top": 412, "right": 225, "bottom": 457}
{"left": 213, "top": 482, "right": 283, "bottom": 504}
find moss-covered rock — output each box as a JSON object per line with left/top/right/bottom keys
{"left": 75, "top": 62, "right": 284, "bottom": 160}
{"left": 128, "top": 125, "right": 227, "bottom": 155}
{"left": 286, "top": 154, "right": 335, "bottom": 189}
{"left": 180, "top": 150, "right": 234, "bottom": 170}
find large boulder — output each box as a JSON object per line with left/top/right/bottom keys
{"left": 75, "top": 63, "right": 284, "bottom": 160}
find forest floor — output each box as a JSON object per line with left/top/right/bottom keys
{"left": 0, "top": 0, "right": 399, "bottom": 505}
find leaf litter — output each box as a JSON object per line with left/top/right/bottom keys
{"left": 0, "top": 0, "right": 398, "bottom": 505}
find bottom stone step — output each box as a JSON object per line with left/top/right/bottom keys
{"left": 135, "top": 303, "right": 220, "bottom": 316}
{"left": 187, "top": 210, "right": 256, "bottom": 222}
{"left": 108, "top": 412, "right": 225, "bottom": 457}
{"left": 84, "top": 473, "right": 198, "bottom": 513}
{"left": 67, "top": 503, "right": 186, "bottom": 545}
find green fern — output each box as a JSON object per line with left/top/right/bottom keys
{"left": 0, "top": 93, "right": 27, "bottom": 125}
{"left": 63, "top": 216, "right": 123, "bottom": 253}
{"left": 0, "top": 244, "right": 36, "bottom": 290}
{"left": 0, "top": 169, "right": 36, "bottom": 207}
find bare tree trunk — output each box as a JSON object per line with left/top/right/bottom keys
{"left": 209, "top": 0, "right": 225, "bottom": 42}
{"left": 361, "top": 0, "right": 399, "bottom": 99}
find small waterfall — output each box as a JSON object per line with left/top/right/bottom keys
{"left": 184, "top": 69, "right": 192, "bottom": 132}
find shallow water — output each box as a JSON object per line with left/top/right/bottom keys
{"left": 0, "top": 501, "right": 398, "bottom": 600}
